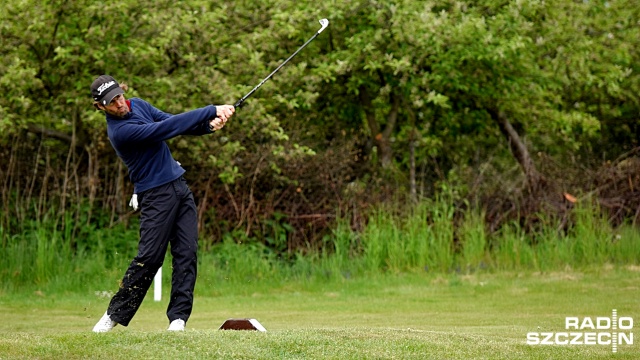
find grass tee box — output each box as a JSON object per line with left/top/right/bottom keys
{"left": 0, "top": 267, "right": 638, "bottom": 359}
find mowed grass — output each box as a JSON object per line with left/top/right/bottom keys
{"left": 0, "top": 266, "right": 638, "bottom": 359}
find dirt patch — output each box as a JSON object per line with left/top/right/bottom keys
{"left": 626, "top": 265, "right": 640, "bottom": 272}
{"left": 532, "top": 271, "right": 582, "bottom": 282}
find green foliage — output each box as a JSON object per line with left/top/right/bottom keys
{"left": 458, "top": 209, "right": 488, "bottom": 272}
{"left": 3, "top": 0, "right": 637, "bottom": 178}
{"left": 0, "top": 215, "right": 138, "bottom": 292}
{"left": 4, "top": 199, "right": 639, "bottom": 292}
{"left": 204, "top": 236, "right": 279, "bottom": 284}
{"left": 491, "top": 202, "right": 637, "bottom": 271}
{"left": 359, "top": 200, "right": 456, "bottom": 273}
{"left": 492, "top": 224, "right": 537, "bottom": 270}
{"left": 1, "top": 0, "right": 640, "bottom": 267}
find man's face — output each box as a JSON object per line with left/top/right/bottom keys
{"left": 100, "top": 94, "right": 129, "bottom": 118}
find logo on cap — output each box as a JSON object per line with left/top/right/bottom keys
{"left": 97, "top": 81, "right": 115, "bottom": 95}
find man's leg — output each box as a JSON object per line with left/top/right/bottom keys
{"left": 166, "top": 177, "right": 199, "bottom": 324}
{"left": 106, "top": 182, "right": 180, "bottom": 327}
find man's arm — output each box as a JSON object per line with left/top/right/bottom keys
{"left": 145, "top": 101, "right": 234, "bottom": 136}
{"left": 113, "top": 105, "right": 218, "bottom": 146}
{"left": 146, "top": 103, "right": 172, "bottom": 123}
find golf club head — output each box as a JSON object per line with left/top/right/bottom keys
{"left": 318, "top": 19, "right": 329, "bottom": 34}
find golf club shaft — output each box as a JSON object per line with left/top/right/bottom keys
{"left": 234, "top": 19, "right": 329, "bottom": 108}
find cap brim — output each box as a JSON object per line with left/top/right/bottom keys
{"left": 101, "top": 87, "right": 125, "bottom": 106}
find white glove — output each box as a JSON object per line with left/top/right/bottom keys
{"left": 129, "top": 194, "right": 139, "bottom": 211}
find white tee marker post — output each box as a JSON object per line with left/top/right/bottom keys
{"left": 154, "top": 267, "right": 162, "bottom": 301}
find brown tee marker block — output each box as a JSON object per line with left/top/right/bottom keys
{"left": 218, "top": 318, "right": 267, "bottom": 332}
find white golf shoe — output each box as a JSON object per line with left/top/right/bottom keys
{"left": 168, "top": 319, "right": 185, "bottom": 331}
{"left": 93, "top": 311, "right": 118, "bottom": 333}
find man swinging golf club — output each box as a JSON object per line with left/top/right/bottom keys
{"left": 90, "top": 75, "right": 234, "bottom": 332}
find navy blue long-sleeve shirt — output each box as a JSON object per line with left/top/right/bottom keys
{"left": 106, "top": 98, "right": 217, "bottom": 193}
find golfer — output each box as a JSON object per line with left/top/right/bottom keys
{"left": 90, "top": 75, "right": 234, "bottom": 332}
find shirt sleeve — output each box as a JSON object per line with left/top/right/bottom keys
{"left": 145, "top": 100, "right": 217, "bottom": 135}
{"left": 111, "top": 101, "right": 218, "bottom": 146}
{"left": 147, "top": 104, "right": 172, "bottom": 123}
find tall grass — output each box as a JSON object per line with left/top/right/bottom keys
{"left": 360, "top": 198, "right": 455, "bottom": 273}
{"left": 458, "top": 209, "right": 488, "bottom": 272}
{"left": 516, "top": 202, "right": 639, "bottom": 270}
{"left": 0, "top": 212, "right": 138, "bottom": 294}
{"left": 2, "top": 199, "right": 639, "bottom": 295}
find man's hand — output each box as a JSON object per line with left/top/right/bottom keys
{"left": 211, "top": 105, "right": 235, "bottom": 131}
{"left": 210, "top": 118, "right": 226, "bottom": 131}
{"left": 216, "top": 105, "right": 235, "bottom": 123}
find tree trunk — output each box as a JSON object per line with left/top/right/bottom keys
{"left": 409, "top": 127, "right": 417, "bottom": 202}
{"left": 490, "top": 109, "right": 544, "bottom": 192}
{"left": 359, "top": 87, "right": 399, "bottom": 168}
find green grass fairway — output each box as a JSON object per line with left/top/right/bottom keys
{"left": 1, "top": 267, "right": 638, "bottom": 359}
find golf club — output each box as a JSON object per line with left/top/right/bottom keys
{"left": 234, "top": 18, "right": 329, "bottom": 108}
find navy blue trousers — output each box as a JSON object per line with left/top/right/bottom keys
{"left": 107, "top": 177, "right": 198, "bottom": 326}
